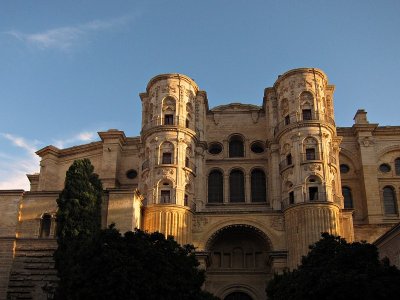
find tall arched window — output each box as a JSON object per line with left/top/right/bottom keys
{"left": 229, "top": 135, "right": 244, "bottom": 157}
{"left": 162, "top": 97, "right": 176, "bottom": 125}
{"left": 342, "top": 186, "right": 353, "bottom": 208}
{"left": 39, "top": 214, "right": 52, "bottom": 238}
{"left": 208, "top": 170, "right": 223, "bottom": 203}
{"left": 383, "top": 186, "right": 398, "bottom": 215}
{"left": 395, "top": 157, "right": 400, "bottom": 176}
{"left": 251, "top": 169, "right": 266, "bottom": 202}
{"left": 230, "top": 169, "right": 245, "bottom": 202}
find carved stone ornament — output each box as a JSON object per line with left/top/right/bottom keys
{"left": 304, "top": 163, "right": 321, "bottom": 171}
{"left": 270, "top": 216, "right": 285, "bottom": 231}
{"left": 161, "top": 84, "right": 176, "bottom": 93}
{"left": 360, "top": 137, "right": 374, "bottom": 147}
{"left": 157, "top": 168, "right": 174, "bottom": 176}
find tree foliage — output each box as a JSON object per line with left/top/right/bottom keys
{"left": 54, "top": 159, "right": 218, "bottom": 300}
{"left": 266, "top": 233, "right": 400, "bottom": 300}
{"left": 58, "top": 225, "right": 218, "bottom": 300}
{"left": 54, "top": 159, "right": 103, "bottom": 298}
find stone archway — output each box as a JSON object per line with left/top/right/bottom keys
{"left": 204, "top": 224, "right": 271, "bottom": 300}
{"left": 224, "top": 291, "right": 253, "bottom": 300}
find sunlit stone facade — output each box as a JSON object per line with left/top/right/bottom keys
{"left": 1, "top": 68, "right": 400, "bottom": 300}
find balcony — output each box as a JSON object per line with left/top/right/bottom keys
{"left": 185, "top": 160, "right": 197, "bottom": 173}
{"left": 141, "top": 116, "right": 192, "bottom": 132}
{"left": 274, "top": 112, "right": 335, "bottom": 136}
{"left": 281, "top": 192, "right": 331, "bottom": 209}
{"left": 300, "top": 151, "right": 322, "bottom": 163}
{"left": 279, "top": 158, "right": 294, "bottom": 172}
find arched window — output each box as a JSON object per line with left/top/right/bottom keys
{"left": 307, "top": 175, "right": 322, "bottom": 201}
{"left": 39, "top": 214, "right": 52, "bottom": 238}
{"left": 230, "top": 169, "right": 245, "bottom": 202}
{"left": 251, "top": 169, "right": 266, "bottom": 202}
{"left": 229, "top": 135, "right": 244, "bottom": 157}
{"left": 395, "top": 158, "right": 400, "bottom": 176}
{"left": 303, "top": 137, "right": 319, "bottom": 161}
{"left": 342, "top": 186, "right": 353, "bottom": 208}
{"left": 208, "top": 170, "right": 223, "bottom": 203}
{"left": 159, "top": 180, "right": 174, "bottom": 204}
{"left": 383, "top": 186, "right": 398, "bottom": 215}
{"left": 160, "top": 142, "right": 174, "bottom": 164}
{"left": 162, "top": 97, "right": 176, "bottom": 125}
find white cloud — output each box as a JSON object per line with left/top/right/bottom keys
{"left": 0, "top": 130, "right": 99, "bottom": 190}
{"left": 53, "top": 131, "right": 97, "bottom": 149}
{"left": 5, "top": 15, "right": 133, "bottom": 51}
{"left": 0, "top": 134, "right": 40, "bottom": 190}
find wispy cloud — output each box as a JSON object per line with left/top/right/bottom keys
{"left": 53, "top": 131, "right": 97, "bottom": 149}
{"left": 5, "top": 15, "right": 133, "bottom": 51}
{"left": 0, "top": 130, "right": 99, "bottom": 190}
{"left": 0, "top": 133, "right": 40, "bottom": 190}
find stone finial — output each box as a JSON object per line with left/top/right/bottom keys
{"left": 353, "top": 109, "right": 369, "bottom": 124}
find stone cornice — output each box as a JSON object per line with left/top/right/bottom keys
{"left": 210, "top": 103, "right": 262, "bottom": 113}
{"left": 35, "top": 145, "right": 60, "bottom": 157}
{"left": 351, "top": 123, "right": 379, "bottom": 134}
{"left": 0, "top": 190, "right": 25, "bottom": 195}
{"left": 144, "top": 73, "right": 199, "bottom": 93}
{"left": 273, "top": 68, "right": 328, "bottom": 88}
{"left": 36, "top": 141, "right": 104, "bottom": 158}
{"left": 98, "top": 129, "right": 127, "bottom": 144}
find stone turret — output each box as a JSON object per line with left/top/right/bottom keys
{"left": 266, "top": 68, "right": 350, "bottom": 268}
{"left": 138, "top": 74, "right": 202, "bottom": 244}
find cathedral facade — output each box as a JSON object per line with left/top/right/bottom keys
{"left": 1, "top": 68, "right": 399, "bottom": 300}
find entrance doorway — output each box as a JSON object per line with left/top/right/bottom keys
{"left": 224, "top": 292, "right": 252, "bottom": 300}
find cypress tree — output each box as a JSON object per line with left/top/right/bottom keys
{"left": 54, "top": 159, "right": 103, "bottom": 299}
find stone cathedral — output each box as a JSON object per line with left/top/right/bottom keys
{"left": 1, "top": 68, "right": 400, "bottom": 300}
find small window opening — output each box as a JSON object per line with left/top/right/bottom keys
{"left": 309, "top": 187, "right": 318, "bottom": 201}
{"left": 162, "top": 152, "right": 172, "bottom": 164}
{"left": 285, "top": 115, "right": 290, "bottom": 125}
{"left": 40, "top": 214, "right": 52, "bottom": 238}
{"left": 306, "top": 148, "right": 316, "bottom": 160}
{"left": 160, "top": 190, "right": 171, "bottom": 204}
{"left": 286, "top": 154, "right": 292, "bottom": 165}
{"left": 164, "top": 114, "right": 174, "bottom": 125}
{"left": 302, "top": 109, "right": 312, "bottom": 120}
{"left": 289, "top": 191, "right": 295, "bottom": 204}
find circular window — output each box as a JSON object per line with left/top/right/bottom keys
{"left": 126, "top": 169, "right": 138, "bottom": 179}
{"left": 208, "top": 142, "right": 222, "bottom": 155}
{"left": 340, "top": 164, "right": 350, "bottom": 174}
{"left": 379, "top": 163, "right": 391, "bottom": 173}
{"left": 250, "top": 141, "right": 264, "bottom": 154}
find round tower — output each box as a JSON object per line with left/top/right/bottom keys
{"left": 139, "top": 74, "right": 198, "bottom": 245}
{"left": 273, "top": 68, "right": 343, "bottom": 269}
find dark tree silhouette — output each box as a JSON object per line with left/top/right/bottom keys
{"left": 54, "top": 159, "right": 103, "bottom": 298}
{"left": 266, "top": 233, "right": 400, "bottom": 300}
{"left": 53, "top": 159, "right": 218, "bottom": 300}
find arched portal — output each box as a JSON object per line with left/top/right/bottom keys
{"left": 204, "top": 225, "right": 271, "bottom": 300}
{"left": 224, "top": 292, "right": 252, "bottom": 300}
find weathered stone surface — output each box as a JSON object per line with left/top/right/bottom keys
{"left": 1, "top": 68, "right": 399, "bottom": 300}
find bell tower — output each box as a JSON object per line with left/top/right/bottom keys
{"left": 139, "top": 74, "right": 200, "bottom": 245}
{"left": 267, "top": 68, "right": 351, "bottom": 269}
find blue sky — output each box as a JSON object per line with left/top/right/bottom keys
{"left": 1, "top": 0, "right": 399, "bottom": 190}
